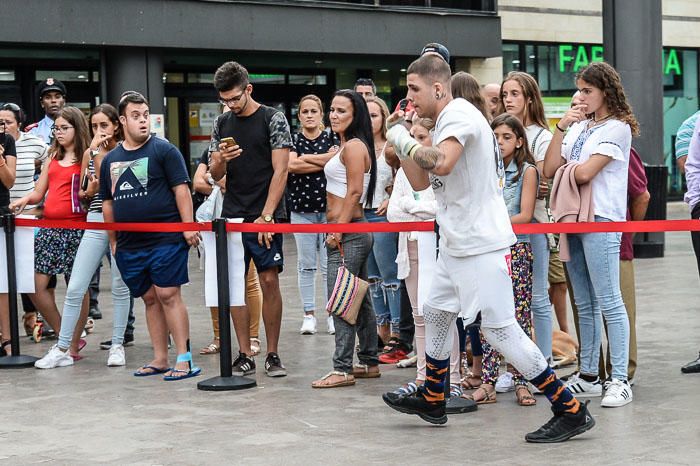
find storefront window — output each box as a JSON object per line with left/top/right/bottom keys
{"left": 503, "top": 44, "right": 520, "bottom": 75}
{"left": 35, "top": 70, "right": 92, "bottom": 82}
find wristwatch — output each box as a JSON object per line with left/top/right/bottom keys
{"left": 90, "top": 148, "right": 100, "bottom": 158}
{"left": 263, "top": 214, "right": 273, "bottom": 223}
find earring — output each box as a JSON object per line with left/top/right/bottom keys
{"left": 435, "top": 93, "right": 440, "bottom": 99}
{"left": 516, "top": 145, "right": 522, "bottom": 149}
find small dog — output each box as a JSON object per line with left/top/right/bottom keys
{"left": 552, "top": 330, "right": 578, "bottom": 368}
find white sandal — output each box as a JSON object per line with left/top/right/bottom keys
{"left": 311, "top": 371, "right": 355, "bottom": 388}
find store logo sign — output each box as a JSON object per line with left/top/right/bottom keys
{"left": 558, "top": 44, "right": 681, "bottom": 76}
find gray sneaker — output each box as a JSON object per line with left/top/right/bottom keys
{"left": 265, "top": 352, "right": 287, "bottom": 377}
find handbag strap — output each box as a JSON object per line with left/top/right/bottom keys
{"left": 337, "top": 240, "right": 346, "bottom": 265}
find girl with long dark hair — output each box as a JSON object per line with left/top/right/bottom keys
{"left": 311, "top": 89, "right": 379, "bottom": 388}
{"left": 544, "top": 61, "right": 637, "bottom": 407}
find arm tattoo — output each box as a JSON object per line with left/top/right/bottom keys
{"left": 411, "top": 146, "right": 441, "bottom": 170}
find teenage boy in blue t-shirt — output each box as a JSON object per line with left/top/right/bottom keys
{"left": 100, "top": 91, "right": 202, "bottom": 381}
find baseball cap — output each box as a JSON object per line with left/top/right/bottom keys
{"left": 37, "top": 78, "right": 67, "bottom": 98}
{"left": 420, "top": 43, "right": 450, "bottom": 63}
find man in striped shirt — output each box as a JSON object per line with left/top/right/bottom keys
{"left": 675, "top": 110, "right": 700, "bottom": 174}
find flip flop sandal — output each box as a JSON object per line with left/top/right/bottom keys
{"left": 250, "top": 338, "right": 261, "bottom": 356}
{"left": 32, "top": 322, "right": 43, "bottom": 343}
{"left": 23, "top": 312, "right": 37, "bottom": 337}
{"left": 134, "top": 365, "right": 171, "bottom": 377}
{"left": 84, "top": 318, "right": 95, "bottom": 334}
{"left": 0, "top": 340, "right": 11, "bottom": 357}
{"left": 463, "top": 385, "right": 497, "bottom": 405}
{"left": 311, "top": 371, "right": 356, "bottom": 388}
{"left": 199, "top": 340, "right": 221, "bottom": 355}
{"left": 164, "top": 347, "right": 202, "bottom": 381}
{"left": 352, "top": 364, "right": 381, "bottom": 378}
{"left": 515, "top": 385, "right": 537, "bottom": 407}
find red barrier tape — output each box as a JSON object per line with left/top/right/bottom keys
{"left": 13, "top": 218, "right": 700, "bottom": 234}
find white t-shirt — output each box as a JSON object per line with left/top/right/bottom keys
{"left": 525, "top": 124, "right": 553, "bottom": 223}
{"left": 431, "top": 98, "right": 516, "bottom": 257}
{"left": 561, "top": 119, "right": 631, "bottom": 221}
{"left": 11, "top": 133, "right": 49, "bottom": 208}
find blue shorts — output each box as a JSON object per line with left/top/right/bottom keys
{"left": 242, "top": 232, "right": 284, "bottom": 274}
{"left": 115, "top": 242, "right": 189, "bottom": 298}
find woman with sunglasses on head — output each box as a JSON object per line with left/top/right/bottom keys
{"left": 288, "top": 94, "right": 339, "bottom": 336}
{"left": 34, "top": 104, "right": 134, "bottom": 369}
{"left": 544, "top": 61, "right": 637, "bottom": 408}
{"left": 0, "top": 102, "right": 46, "bottom": 340}
{"left": 311, "top": 89, "right": 379, "bottom": 388}
{"left": 499, "top": 71, "right": 556, "bottom": 366}
{"left": 0, "top": 106, "right": 17, "bottom": 356}
{"left": 10, "top": 106, "right": 90, "bottom": 363}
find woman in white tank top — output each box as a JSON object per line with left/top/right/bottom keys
{"left": 312, "top": 90, "right": 380, "bottom": 388}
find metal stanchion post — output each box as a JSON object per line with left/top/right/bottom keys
{"left": 0, "top": 213, "right": 38, "bottom": 368}
{"left": 198, "top": 218, "right": 256, "bottom": 391}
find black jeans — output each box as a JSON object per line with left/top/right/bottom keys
{"left": 692, "top": 203, "right": 700, "bottom": 279}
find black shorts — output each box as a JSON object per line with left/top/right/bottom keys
{"left": 242, "top": 232, "right": 283, "bottom": 274}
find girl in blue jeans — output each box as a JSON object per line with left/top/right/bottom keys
{"left": 364, "top": 96, "right": 401, "bottom": 349}
{"left": 34, "top": 104, "right": 131, "bottom": 369}
{"left": 544, "top": 61, "right": 638, "bottom": 408}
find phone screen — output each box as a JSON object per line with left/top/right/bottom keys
{"left": 399, "top": 99, "right": 409, "bottom": 111}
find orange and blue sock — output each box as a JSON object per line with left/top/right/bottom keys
{"left": 421, "top": 354, "right": 450, "bottom": 403}
{"left": 530, "top": 367, "right": 581, "bottom": 415}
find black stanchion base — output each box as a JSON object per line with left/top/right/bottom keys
{"left": 0, "top": 354, "right": 39, "bottom": 368}
{"left": 197, "top": 375, "right": 257, "bottom": 391}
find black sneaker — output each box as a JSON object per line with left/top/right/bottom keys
{"left": 100, "top": 334, "right": 134, "bottom": 350}
{"left": 264, "top": 352, "right": 287, "bottom": 377}
{"left": 89, "top": 306, "right": 103, "bottom": 320}
{"left": 525, "top": 400, "right": 596, "bottom": 443}
{"left": 232, "top": 352, "right": 256, "bottom": 376}
{"left": 382, "top": 390, "right": 447, "bottom": 425}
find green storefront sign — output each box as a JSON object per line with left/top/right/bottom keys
{"left": 559, "top": 44, "right": 682, "bottom": 75}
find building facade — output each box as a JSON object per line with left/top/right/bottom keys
{"left": 0, "top": 0, "right": 500, "bottom": 170}
{"left": 485, "top": 0, "right": 700, "bottom": 198}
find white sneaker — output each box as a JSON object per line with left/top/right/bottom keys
{"left": 601, "top": 378, "right": 633, "bottom": 407}
{"left": 300, "top": 315, "right": 317, "bottom": 334}
{"left": 495, "top": 371, "right": 515, "bottom": 393}
{"left": 327, "top": 316, "right": 335, "bottom": 335}
{"left": 35, "top": 345, "right": 74, "bottom": 369}
{"left": 107, "top": 344, "right": 126, "bottom": 367}
{"left": 564, "top": 373, "right": 603, "bottom": 397}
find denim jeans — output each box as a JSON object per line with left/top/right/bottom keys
{"left": 565, "top": 216, "right": 630, "bottom": 380}
{"left": 327, "top": 230, "right": 378, "bottom": 373}
{"left": 291, "top": 211, "right": 328, "bottom": 313}
{"left": 57, "top": 212, "right": 132, "bottom": 349}
{"left": 364, "top": 209, "right": 402, "bottom": 333}
{"left": 530, "top": 231, "right": 552, "bottom": 362}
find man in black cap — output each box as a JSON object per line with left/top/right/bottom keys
{"left": 420, "top": 42, "right": 450, "bottom": 63}
{"left": 25, "top": 78, "right": 67, "bottom": 144}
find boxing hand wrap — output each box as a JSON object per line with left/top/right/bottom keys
{"left": 387, "top": 124, "right": 420, "bottom": 161}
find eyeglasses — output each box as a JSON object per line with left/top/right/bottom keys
{"left": 1, "top": 103, "right": 21, "bottom": 112}
{"left": 51, "top": 125, "right": 74, "bottom": 134}
{"left": 218, "top": 90, "right": 247, "bottom": 106}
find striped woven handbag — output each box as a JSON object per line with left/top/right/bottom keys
{"left": 325, "top": 242, "right": 368, "bottom": 325}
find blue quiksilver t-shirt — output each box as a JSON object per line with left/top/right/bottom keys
{"left": 100, "top": 136, "right": 190, "bottom": 250}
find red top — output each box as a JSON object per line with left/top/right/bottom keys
{"left": 43, "top": 158, "right": 87, "bottom": 221}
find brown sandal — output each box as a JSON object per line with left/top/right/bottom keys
{"left": 460, "top": 371, "right": 482, "bottom": 390}
{"left": 199, "top": 339, "right": 221, "bottom": 355}
{"left": 23, "top": 312, "right": 37, "bottom": 337}
{"left": 464, "top": 384, "right": 497, "bottom": 404}
{"left": 515, "top": 385, "right": 537, "bottom": 406}
{"left": 311, "top": 371, "right": 356, "bottom": 388}
{"left": 352, "top": 364, "right": 381, "bottom": 378}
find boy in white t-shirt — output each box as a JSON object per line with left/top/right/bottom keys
{"left": 383, "top": 54, "right": 594, "bottom": 443}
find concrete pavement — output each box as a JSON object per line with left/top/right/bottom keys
{"left": 1, "top": 202, "right": 699, "bottom": 465}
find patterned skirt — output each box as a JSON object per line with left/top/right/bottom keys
{"left": 34, "top": 227, "right": 84, "bottom": 276}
